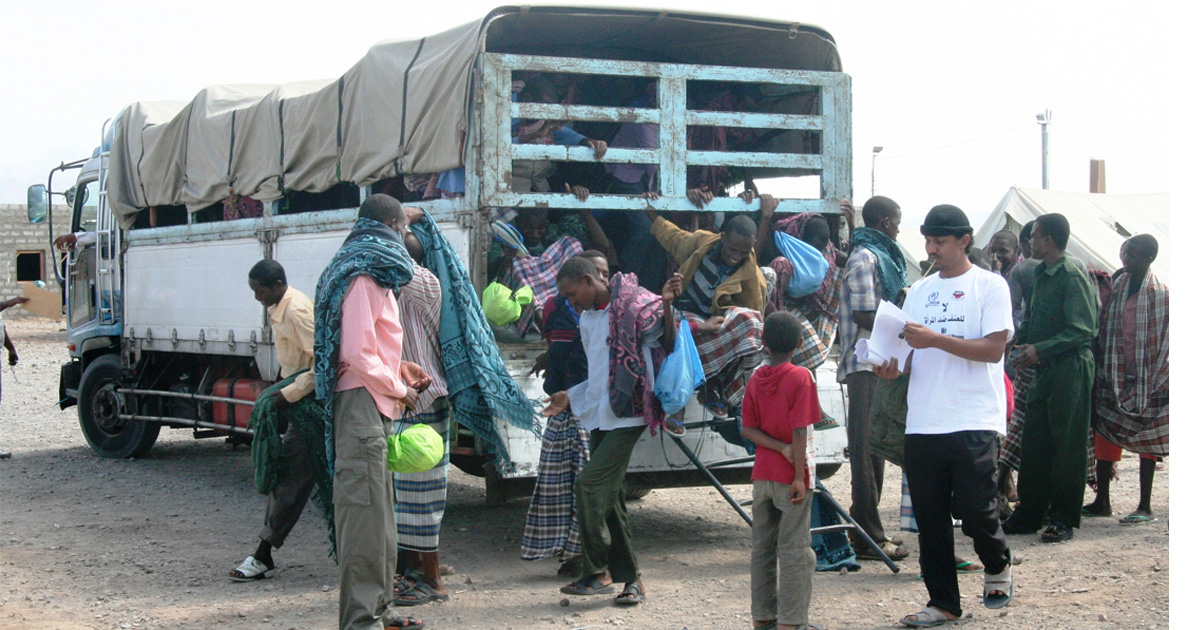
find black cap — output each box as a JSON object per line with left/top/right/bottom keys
{"left": 920, "top": 205, "right": 974, "bottom": 237}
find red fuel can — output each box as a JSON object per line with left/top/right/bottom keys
{"left": 211, "top": 378, "right": 270, "bottom": 429}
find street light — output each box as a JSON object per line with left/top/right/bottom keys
{"left": 871, "top": 146, "right": 884, "bottom": 196}
{"left": 1036, "top": 110, "right": 1051, "bottom": 189}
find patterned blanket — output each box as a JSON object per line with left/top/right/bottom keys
{"left": 608, "top": 272, "right": 667, "bottom": 432}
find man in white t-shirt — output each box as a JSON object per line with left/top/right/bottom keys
{"left": 876, "top": 205, "right": 1013, "bottom": 627}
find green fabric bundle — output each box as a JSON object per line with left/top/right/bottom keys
{"left": 250, "top": 371, "right": 337, "bottom": 559}
{"left": 388, "top": 423, "right": 445, "bottom": 473}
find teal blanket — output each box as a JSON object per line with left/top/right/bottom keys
{"left": 409, "top": 216, "right": 540, "bottom": 466}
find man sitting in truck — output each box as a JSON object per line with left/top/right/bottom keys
{"left": 647, "top": 208, "right": 768, "bottom": 415}
{"left": 230, "top": 260, "right": 333, "bottom": 583}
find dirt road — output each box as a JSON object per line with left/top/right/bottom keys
{"left": 0, "top": 320, "right": 1169, "bottom": 629}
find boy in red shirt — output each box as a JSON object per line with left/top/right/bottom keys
{"left": 741, "top": 311, "right": 823, "bottom": 630}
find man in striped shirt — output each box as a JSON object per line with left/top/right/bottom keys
{"left": 391, "top": 210, "right": 454, "bottom": 608}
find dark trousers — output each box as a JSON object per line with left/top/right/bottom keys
{"left": 1010, "top": 353, "right": 1093, "bottom": 530}
{"left": 906, "top": 431, "right": 1010, "bottom": 618}
{"left": 845, "top": 371, "right": 886, "bottom": 546}
{"left": 576, "top": 425, "right": 647, "bottom": 583}
{"left": 259, "top": 420, "right": 318, "bottom": 548}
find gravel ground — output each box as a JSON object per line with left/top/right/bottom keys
{"left": 0, "top": 319, "right": 1169, "bottom": 630}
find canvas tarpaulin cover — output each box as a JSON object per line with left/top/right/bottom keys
{"left": 106, "top": 6, "right": 841, "bottom": 228}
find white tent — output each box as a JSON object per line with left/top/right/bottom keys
{"left": 976, "top": 187, "right": 1169, "bottom": 284}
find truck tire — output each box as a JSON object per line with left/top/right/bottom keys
{"left": 816, "top": 462, "right": 842, "bottom": 480}
{"left": 625, "top": 485, "right": 651, "bottom": 501}
{"left": 78, "top": 354, "right": 159, "bottom": 458}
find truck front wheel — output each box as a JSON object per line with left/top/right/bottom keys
{"left": 78, "top": 354, "right": 159, "bottom": 458}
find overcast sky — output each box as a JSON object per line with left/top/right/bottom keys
{"left": 0, "top": 0, "right": 1171, "bottom": 228}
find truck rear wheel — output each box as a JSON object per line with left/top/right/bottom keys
{"left": 78, "top": 355, "right": 159, "bottom": 458}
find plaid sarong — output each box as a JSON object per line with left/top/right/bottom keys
{"left": 520, "top": 411, "right": 591, "bottom": 560}
{"left": 682, "top": 306, "right": 766, "bottom": 408}
{"left": 508, "top": 236, "right": 583, "bottom": 336}
{"left": 1093, "top": 273, "right": 1169, "bottom": 455}
{"left": 999, "top": 366, "right": 1033, "bottom": 469}
{"left": 392, "top": 398, "right": 451, "bottom": 553}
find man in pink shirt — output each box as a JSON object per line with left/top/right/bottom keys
{"left": 314, "top": 194, "right": 430, "bottom": 630}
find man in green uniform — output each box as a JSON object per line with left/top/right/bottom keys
{"left": 1003, "top": 213, "right": 1098, "bottom": 543}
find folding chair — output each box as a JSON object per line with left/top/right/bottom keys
{"left": 667, "top": 418, "right": 900, "bottom": 574}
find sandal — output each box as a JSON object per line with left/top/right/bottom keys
{"left": 614, "top": 580, "right": 646, "bottom": 606}
{"left": 229, "top": 556, "right": 275, "bottom": 582}
{"left": 385, "top": 616, "right": 425, "bottom": 630}
{"left": 394, "top": 580, "right": 449, "bottom": 606}
{"left": 394, "top": 569, "right": 425, "bottom": 596}
{"left": 1040, "top": 521, "right": 1073, "bottom": 543}
{"left": 900, "top": 607, "right": 958, "bottom": 627}
{"left": 856, "top": 540, "right": 909, "bottom": 561}
{"left": 814, "top": 417, "right": 840, "bottom": 431}
{"left": 983, "top": 565, "right": 1014, "bottom": 609}
{"left": 560, "top": 573, "right": 614, "bottom": 595}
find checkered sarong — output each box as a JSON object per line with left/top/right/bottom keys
{"left": 393, "top": 399, "right": 450, "bottom": 553}
{"left": 998, "top": 366, "right": 1032, "bottom": 469}
{"left": 508, "top": 236, "right": 583, "bottom": 336}
{"left": 682, "top": 306, "right": 766, "bottom": 407}
{"left": 521, "top": 411, "right": 590, "bottom": 560}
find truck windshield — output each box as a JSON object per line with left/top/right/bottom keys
{"left": 76, "top": 180, "right": 100, "bottom": 233}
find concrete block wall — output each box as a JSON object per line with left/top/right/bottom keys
{"left": 1, "top": 204, "right": 65, "bottom": 319}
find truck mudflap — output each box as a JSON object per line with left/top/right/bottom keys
{"left": 59, "top": 361, "right": 81, "bottom": 410}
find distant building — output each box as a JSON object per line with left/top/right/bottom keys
{"left": 0, "top": 203, "right": 63, "bottom": 318}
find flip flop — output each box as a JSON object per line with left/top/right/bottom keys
{"left": 229, "top": 556, "right": 275, "bottom": 582}
{"left": 956, "top": 560, "right": 985, "bottom": 574}
{"left": 983, "top": 565, "right": 1014, "bottom": 609}
{"left": 561, "top": 573, "right": 614, "bottom": 595}
{"left": 614, "top": 581, "right": 646, "bottom": 606}
{"left": 1119, "top": 512, "right": 1156, "bottom": 525}
{"left": 1081, "top": 505, "right": 1111, "bottom": 517}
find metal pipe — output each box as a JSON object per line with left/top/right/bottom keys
{"left": 669, "top": 434, "right": 752, "bottom": 525}
{"left": 118, "top": 387, "right": 256, "bottom": 406}
{"left": 119, "top": 414, "right": 254, "bottom": 436}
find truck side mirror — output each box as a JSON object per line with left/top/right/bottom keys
{"left": 27, "top": 184, "right": 49, "bottom": 224}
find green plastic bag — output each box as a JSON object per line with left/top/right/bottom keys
{"left": 482, "top": 282, "right": 533, "bottom": 327}
{"left": 387, "top": 423, "right": 445, "bottom": 473}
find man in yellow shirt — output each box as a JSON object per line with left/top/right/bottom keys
{"left": 229, "top": 259, "right": 319, "bottom": 581}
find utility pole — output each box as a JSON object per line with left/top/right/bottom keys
{"left": 1036, "top": 110, "right": 1051, "bottom": 189}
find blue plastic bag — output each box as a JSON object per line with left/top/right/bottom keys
{"left": 654, "top": 320, "right": 705, "bottom": 414}
{"left": 774, "top": 231, "right": 830, "bottom": 298}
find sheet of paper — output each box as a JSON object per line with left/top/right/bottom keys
{"left": 854, "top": 300, "right": 914, "bottom": 367}
{"left": 20, "top": 282, "right": 63, "bottom": 321}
